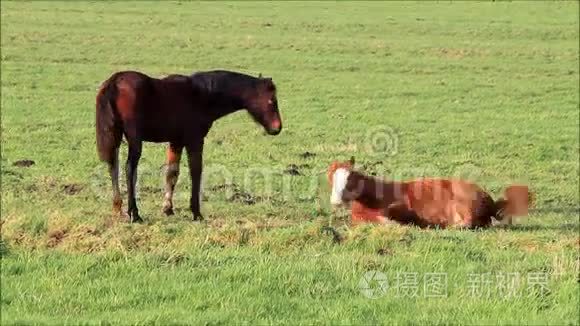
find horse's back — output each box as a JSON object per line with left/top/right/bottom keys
{"left": 107, "top": 71, "right": 190, "bottom": 111}
{"left": 115, "top": 71, "right": 156, "bottom": 90}
{"left": 403, "top": 178, "right": 494, "bottom": 227}
{"left": 162, "top": 74, "right": 190, "bottom": 82}
{"left": 100, "top": 70, "right": 211, "bottom": 143}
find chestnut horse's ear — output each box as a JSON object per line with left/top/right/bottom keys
{"left": 349, "top": 156, "right": 355, "bottom": 166}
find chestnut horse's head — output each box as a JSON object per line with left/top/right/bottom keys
{"left": 327, "top": 157, "right": 356, "bottom": 206}
{"left": 327, "top": 156, "right": 355, "bottom": 185}
{"left": 245, "top": 74, "right": 282, "bottom": 135}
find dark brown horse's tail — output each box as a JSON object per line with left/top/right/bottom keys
{"left": 95, "top": 76, "right": 122, "bottom": 163}
{"left": 494, "top": 185, "right": 534, "bottom": 220}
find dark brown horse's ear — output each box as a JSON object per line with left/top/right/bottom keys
{"left": 262, "top": 78, "right": 275, "bottom": 92}
{"left": 258, "top": 73, "right": 263, "bottom": 79}
{"left": 349, "top": 156, "right": 355, "bottom": 166}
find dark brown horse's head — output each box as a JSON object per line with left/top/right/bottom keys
{"left": 244, "top": 75, "right": 282, "bottom": 135}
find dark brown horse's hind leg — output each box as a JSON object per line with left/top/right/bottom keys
{"left": 163, "top": 143, "right": 183, "bottom": 216}
{"left": 186, "top": 143, "right": 204, "bottom": 221}
{"left": 125, "top": 139, "right": 143, "bottom": 223}
{"left": 110, "top": 146, "right": 123, "bottom": 214}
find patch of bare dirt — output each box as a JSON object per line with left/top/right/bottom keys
{"left": 209, "top": 183, "right": 238, "bottom": 192}
{"left": 299, "top": 151, "right": 316, "bottom": 159}
{"left": 13, "top": 159, "right": 35, "bottom": 167}
{"left": 140, "top": 186, "right": 162, "bottom": 195}
{"left": 63, "top": 183, "right": 83, "bottom": 195}
{"left": 47, "top": 229, "right": 67, "bottom": 248}
{"left": 229, "top": 190, "right": 258, "bottom": 205}
{"left": 435, "top": 47, "right": 489, "bottom": 59}
{"left": 284, "top": 163, "right": 311, "bottom": 176}
{"left": 376, "top": 248, "right": 392, "bottom": 256}
{"left": 209, "top": 183, "right": 270, "bottom": 206}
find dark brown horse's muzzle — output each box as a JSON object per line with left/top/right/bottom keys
{"left": 266, "top": 118, "right": 282, "bottom": 135}
{"left": 267, "top": 127, "right": 282, "bottom": 135}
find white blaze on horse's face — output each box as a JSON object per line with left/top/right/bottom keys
{"left": 331, "top": 168, "right": 350, "bottom": 206}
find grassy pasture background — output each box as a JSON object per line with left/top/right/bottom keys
{"left": 1, "top": 1, "right": 579, "bottom": 325}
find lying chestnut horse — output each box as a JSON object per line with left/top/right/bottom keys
{"left": 328, "top": 157, "right": 532, "bottom": 229}
{"left": 96, "top": 70, "right": 282, "bottom": 222}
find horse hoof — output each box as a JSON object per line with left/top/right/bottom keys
{"left": 192, "top": 214, "right": 204, "bottom": 222}
{"left": 129, "top": 214, "right": 144, "bottom": 223}
{"left": 163, "top": 206, "right": 174, "bottom": 216}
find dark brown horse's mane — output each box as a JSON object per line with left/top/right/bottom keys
{"left": 189, "top": 70, "right": 275, "bottom": 96}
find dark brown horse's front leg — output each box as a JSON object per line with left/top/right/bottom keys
{"left": 186, "top": 142, "right": 204, "bottom": 221}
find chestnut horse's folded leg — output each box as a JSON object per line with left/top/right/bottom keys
{"left": 186, "top": 142, "right": 204, "bottom": 221}
{"left": 386, "top": 202, "right": 425, "bottom": 228}
{"left": 125, "top": 139, "right": 143, "bottom": 223}
{"left": 163, "top": 143, "right": 183, "bottom": 216}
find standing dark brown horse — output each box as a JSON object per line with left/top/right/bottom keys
{"left": 96, "top": 70, "right": 282, "bottom": 222}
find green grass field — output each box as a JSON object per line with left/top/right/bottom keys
{"left": 1, "top": 1, "right": 579, "bottom": 325}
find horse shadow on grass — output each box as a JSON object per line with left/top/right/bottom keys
{"left": 502, "top": 223, "right": 579, "bottom": 232}
{"left": 494, "top": 207, "right": 579, "bottom": 233}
